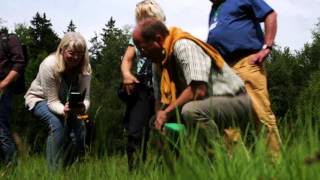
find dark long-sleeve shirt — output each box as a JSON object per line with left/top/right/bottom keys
{"left": 0, "top": 33, "right": 26, "bottom": 80}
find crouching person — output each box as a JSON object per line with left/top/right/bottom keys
{"left": 24, "top": 32, "right": 91, "bottom": 171}
{"left": 132, "top": 18, "right": 252, "bottom": 151}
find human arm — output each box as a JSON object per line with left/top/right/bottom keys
{"left": 251, "top": 11, "right": 277, "bottom": 64}
{"left": 0, "top": 35, "right": 25, "bottom": 92}
{"left": 155, "top": 39, "right": 211, "bottom": 130}
{"left": 39, "top": 56, "right": 66, "bottom": 116}
{"left": 121, "top": 46, "right": 140, "bottom": 95}
{"left": 0, "top": 70, "right": 19, "bottom": 91}
{"left": 155, "top": 81, "right": 207, "bottom": 130}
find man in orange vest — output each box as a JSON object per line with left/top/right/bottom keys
{"left": 132, "top": 18, "right": 252, "bottom": 138}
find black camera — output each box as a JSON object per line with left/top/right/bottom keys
{"left": 69, "top": 90, "right": 86, "bottom": 108}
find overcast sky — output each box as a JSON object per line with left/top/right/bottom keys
{"left": 1, "top": 0, "right": 320, "bottom": 51}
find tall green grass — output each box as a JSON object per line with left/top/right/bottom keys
{"left": 2, "top": 74, "right": 320, "bottom": 179}
{"left": 1, "top": 113, "right": 318, "bottom": 180}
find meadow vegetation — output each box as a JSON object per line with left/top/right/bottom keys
{"left": 0, "top": 13, "right": 319, "bottom": 179}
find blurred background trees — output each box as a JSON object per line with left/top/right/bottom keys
{"left": 1, "top": 12, "right": 320, "bottom": 156}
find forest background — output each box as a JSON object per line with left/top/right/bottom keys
{"left": 0, "top": 12, "right": 319, "bottom": 179}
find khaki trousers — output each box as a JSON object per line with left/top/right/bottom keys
{"left": 230, "top": 55, "right": 281, "bottom": 154}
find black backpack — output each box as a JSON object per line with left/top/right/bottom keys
{"left": 0, "top": 33, "right": 28, "bottom": 94}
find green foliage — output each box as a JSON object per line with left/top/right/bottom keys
{"left": 88, "top": 32, "right": 102, "bottom": 69}
{"left": 3, "top": 10, "right": 320, "bottom": 179}
{"left": 88, "top": 17, "right": 130, "bottom": 154}
{"left": 29, "top": 12, "right": 60, "bottom": 58}
{"left": 266, "top": 47, "right": 307, "bottom": 117}
{"left": 14, "top": 23, "right": 32, "bottom": 44}
{"left": 295, "top": 71, "right": 320, "bottom": 124}
{"left": 2, "top": 113, "right": 320, "bottom": 180}
{"left": 267, "top": 19, "right": 320, "bottom": 118}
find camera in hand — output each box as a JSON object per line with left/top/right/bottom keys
{"left": 69, "top": 90, "right": 86, "bottom": 108}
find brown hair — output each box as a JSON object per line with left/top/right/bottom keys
{"left": 138, "top": 18, "right": 169, "bottom": 42}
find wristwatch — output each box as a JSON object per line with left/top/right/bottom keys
{"left": 262, "top": 44, "right": 273, "bottom": 50}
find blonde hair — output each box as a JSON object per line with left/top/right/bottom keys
{"left": 55, "top": 32, "right": 91, "bottom": 75}
{"left": 135, "top": 0, "right": 166, "bottom": 23}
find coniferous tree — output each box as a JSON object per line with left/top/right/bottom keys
{"left": 29, "top": 12, "right": 60, "bottom": 57}
{"left": 89, "top": 17, "right": 130, "bottom": 154}
{"left": 89, "top": 32, "right": 102, "bottom": 63}
{"left": 0, "top": 18, "right": 8, "bottom": 33}
{"left": 0, "top": 18, "right": 6, "bottom": 31}
{"left": 99, "top": 17, "right": 130, "bottom": 78}
{"left": 65, "top": 20, "right": 77, "bottom": 33}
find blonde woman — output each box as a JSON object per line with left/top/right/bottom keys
{"left": 120, "top": 0, "right": 166, "bottom": 170}
{"left": 24, "top": 32, "right": 91, "bottom": 170}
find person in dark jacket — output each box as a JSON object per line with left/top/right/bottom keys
{"left": 0, "top": 29, "right": 26, "bottom": 164}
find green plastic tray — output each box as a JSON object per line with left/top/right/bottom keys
{"left": 164, "top": 123, "right": 185, "bottom": 133}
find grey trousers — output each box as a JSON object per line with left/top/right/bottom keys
{"left": 181, "top": 91, "right": 252, "bottom": 134}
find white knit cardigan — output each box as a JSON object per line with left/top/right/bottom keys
{"left": 24, "top": 54, "right": 91, "bottom": 116}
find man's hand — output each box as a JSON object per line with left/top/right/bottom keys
{"left": 122, "top": 72, "right": 140, "bottom": 95}
{"left": 155, "top": 110, "right": 168, "bottom": 131}
{"left": 251, "top": 48, "right": 271, "bottom": 65}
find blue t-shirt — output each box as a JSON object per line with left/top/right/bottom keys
{"left": 207, "top": 0, "right": 273, "bottom": 61}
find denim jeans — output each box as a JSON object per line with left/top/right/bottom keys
{"left": 32, "top": 101, "right": 86, "bottom": 171}
{"left": 0, "top": 88, "right": 16, "bottom": 164}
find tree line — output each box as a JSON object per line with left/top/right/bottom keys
{"left": 1, "top": 12, "right": 320, "bottom": 155}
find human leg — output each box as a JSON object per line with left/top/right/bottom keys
{"left": 125, "top": 87, "right": 155, "bottom": 170}
{"left": 181, "top": 93, "right": 252, "bottom": 131}
{"left": 181, "top": 93, "right": 252, "bottom": 155}
{"left": 0, "top": 88, "right": 16, "bottom": 164}
{"left": 63, "top": 113, "right": 86, "bottom": 167}
{"left": 32, "top": 101, "right": 65, "bottom": 171}
{"left": 231, "top": 55, "right": 281, "bottom": 153}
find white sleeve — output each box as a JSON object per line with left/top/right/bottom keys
{"left": 40, "top": 60, "right": 65, "bottom": 116}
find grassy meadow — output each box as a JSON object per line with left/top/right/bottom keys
{"left": 0, "top": 109, "right": 319, "bottom": 180}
